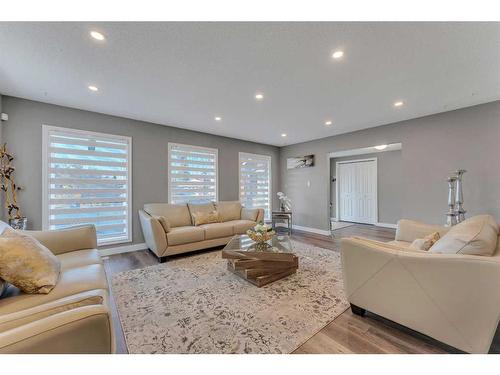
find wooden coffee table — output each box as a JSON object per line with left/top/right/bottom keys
{"left": 221, "top": 234, "right": 298, "bottom": 287}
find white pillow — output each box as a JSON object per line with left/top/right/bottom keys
{"left": 429, "top": 215, "right": 499, "bottom": 256}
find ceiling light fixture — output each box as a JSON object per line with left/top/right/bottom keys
{"left": 88, "top": 85, "right": 98, "bottom": 92}
{"left": 214, "top": 116, "right": 222, "bottom": 122}
{"left": 255, "top": 93, "right": 264, "bottom": 100}
{"left": 374, "top": 145, "right": 388, "bottom": 150}
{"left": 281, "top": 133, "right": 287, "bottom": 137}
{"left": 332, "top": 50, "right": 344, "bottom": 59}
{"left": 394, "top": 101, "right": 404, "bottom": 107}
{"left": 325, "top": 120, "right": 332, "bottom": 126}
{"left": 90, "top": 31, "right": 105, "bottom": 41}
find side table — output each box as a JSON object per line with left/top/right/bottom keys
{"left": 271, "top": 210, "right": 292, "bottom": 235}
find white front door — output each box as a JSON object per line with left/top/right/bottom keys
{"left": 337, "top": 159, "right": 377, "bottom": 224}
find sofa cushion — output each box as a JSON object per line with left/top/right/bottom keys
{"left": 0, "top": 229, "right": 61, "bottom": 294}
{"left": 199, "top": 222, "right": 234, "bottom": 240}
{"left": 241, "top": 208, "right": 259, "bottom": 222}
{"left": 166, "top": 226, "right": 205, "bottom": 246}
{"left": 57, "top": 249, "right": 102, "bottom": 270}
{"left": 0, "top": 263, "right": 107, "bottom": 315}
{"left": 151, "top": 215, "right": 171, "bottom": 233}
{"left": 187, "top": 203, "right": 215, "bottom": 222}
{"left": 144, "top": 203, "right": 191, "bottom": 228}
{"left": 230, "top": 220, "right": 256, "bottom": 234}
{"left": 216, "top": 201, "right": 242, "bottom": 222}
{"left": 429, "top": 215, "right": 499, "bottom": 256}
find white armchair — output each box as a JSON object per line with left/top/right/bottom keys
{"left": 340, "top": 219, "right": 500, "bottom": 353}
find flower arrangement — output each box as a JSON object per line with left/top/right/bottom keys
{"left": 246, "top": 221, "right": 275, "bottom": 244}
{"left": 277, "top": 192, "right": 291, "bottom": 211}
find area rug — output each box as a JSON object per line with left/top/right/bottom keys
{"left": 111, "top": 240, "right": 349, "bottom": 354}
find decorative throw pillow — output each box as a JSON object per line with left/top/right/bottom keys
{"left": 152, "top": 215, "right": 171, "bottom": 233}
{"left": 0, "top": 228, "right": 61, "bottom": 294}
{"left": 192, "top": 210, "right": 221, "bottom": 226}
{"left": 409, "top": 231, "right": 440, "bottom": 251}
{"left": 429, "top": 215, "right": 499, "bottom": 256}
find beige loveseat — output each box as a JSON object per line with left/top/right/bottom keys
{"left": 0, "top": 222, "right": 114, "bottom": 354}
{"left": 341, "top": 215, "right": 500, "bottom": 353}
{"left": 139, "top": 201, "right": 264, "bottom": 262}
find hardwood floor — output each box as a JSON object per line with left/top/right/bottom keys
{"left": 103, "top": 224, "right": 500, "bottom": 354}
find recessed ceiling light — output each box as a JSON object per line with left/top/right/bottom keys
{"left": 88, "top": 85, "right": 98, "bottom": 92}
{"left": 394, "top": 101, "right": 404, "bottom": 107}
{"left": 325, "top": 120, "right": 332, "bottom": 126}
{"left": 214, "top": 116, "right": 222, "bottom": 122}
{"left": 281, "top": 133, "right": 287, "bottom": 137}
{"left": 374, "top": 145, "right": 388, "bottom": 150}
{"left": 90, "top": 31, "right": 105, "bottom": 41}
{"left": 332, "top": 50, "right": 344, "bottom": 59}
{"left": 255, "top": 93, "right": 264, "bottom": 100}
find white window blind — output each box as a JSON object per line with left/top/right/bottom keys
{"left": 168, "top": 143, "right": 218, "bottom": 204}
{"left": 42, "top": 125, "right": 132, "bottom": 245}
{"left": 239, "top": 152, "right": 272, "bottom": 220}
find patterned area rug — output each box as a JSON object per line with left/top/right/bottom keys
{"left": 111, "top": 240, "right": 348, "bottom": 354}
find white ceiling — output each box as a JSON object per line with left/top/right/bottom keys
{"left": 0, "top": 22, "right": 499, "bottom": 146}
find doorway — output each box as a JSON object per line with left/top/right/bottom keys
{"left": 336, "top": 158, "right": 377, "bottom": 225}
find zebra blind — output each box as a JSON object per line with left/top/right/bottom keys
{"left": 168, "top": 143, "right": 218, "bottom": 204}
{"left": 239, "top": 152, "right": 272, "bottom": 220}
{"left": 42, "top": 126, "right": 132, "bottom": 245}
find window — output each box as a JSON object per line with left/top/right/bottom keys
{"left": 239, "top": 152, "right": 272, "bottom": 220}
{"left": 42, "top": 125, "right": 132, "bottom": 245}
{"left": 168, "top": 143, "right": 218, "bottom": 204}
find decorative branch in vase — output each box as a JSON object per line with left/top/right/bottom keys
{"left": 277, "top": 192, "right": 291, "bottom": 212}
{"left": 0, "top": 143, "right": 26, "bottom": 229}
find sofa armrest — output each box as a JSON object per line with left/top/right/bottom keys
{"left": 139, "top": 210, "right": 167, "bottom": 257}
{"left": 22, "top": 225, "right": 97, "bottom": 255}
{"left": 395, "top": 219, "right": 449, "bottom": 242}
{"left": 341, "top": 237, "right": 500, "bottom": 353}
{"left": 0, "top": 304, "right": 113, "bottom": 353}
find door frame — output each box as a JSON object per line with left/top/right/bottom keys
{"left": 335, "top": 157, "right": 378, "bottom": 224}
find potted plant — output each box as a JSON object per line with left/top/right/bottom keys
{"left": 0, "top": 143, "right": 26, "bottom": 229}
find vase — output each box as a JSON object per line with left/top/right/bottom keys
{"left": 9, "top": 217, "right": 27, "bottom": 230}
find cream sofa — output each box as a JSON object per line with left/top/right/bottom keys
{"left": 341, "top": 216, "right": 500, "bottom": 353}
{"left": 139, "top": 201, "right": 264, "bottom": 262}
{"left": 0, "top": 223, "right": 115, "bottom": 354}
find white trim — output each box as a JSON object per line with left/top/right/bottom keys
{"left": 327, "top": 142, "right": 402, "bottom": 159}
{"left": 238, "top": 151, "right": 272, "bottom": 221}
{"left": 42, "top": 124, "right": 132, "bottom": 246}
{"left": 375, "top": 222, "right": 398, "bottom": 229}
{"left": 335, "top": 157, "right": 378, "bottom": 225}
{"left": 292, "top": 225, "right": 331, "bottom": 237}
{"left": 99, "top": 242, "right": 148, "bottom": 257}
{"left": 167, "top": 142, "right": 219, "bottom": 204}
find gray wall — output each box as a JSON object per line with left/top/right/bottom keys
{"left": 329, "top": 150, "right": 403, "bottom": 223}
{"left": 1, "top": 96, "right": 280, "bottom": 247}
{"left": 280, "top": 101, "right": 500, "bottom": 231}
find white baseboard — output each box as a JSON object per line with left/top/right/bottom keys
{"left": 375, "top": 222, "right": 397, "bottom": 229}
{"left": 99, "top": 242, "right": 148, "bottom": 256}
{"left": 292, "top": 225, "right": 331, "bottom": 237}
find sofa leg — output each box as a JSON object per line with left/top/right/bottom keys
{"left": 350, "top": 304, "right": 366, "bottom": 317}
{"left": 159, "top": 256, "right": 168, "bottom": 263}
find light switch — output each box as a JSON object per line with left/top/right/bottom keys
{"left": 307, "top": 180, "right": 311, "bottom": 188}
